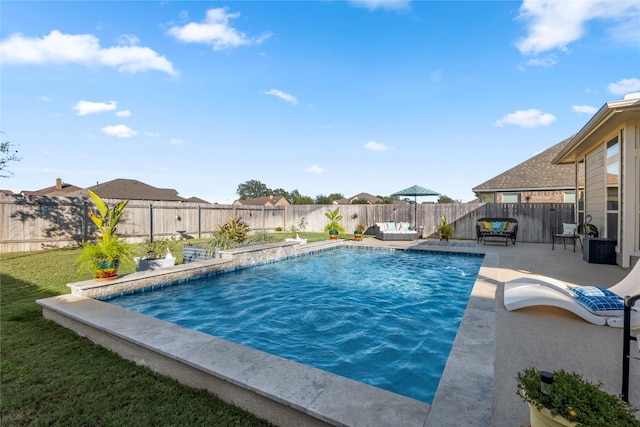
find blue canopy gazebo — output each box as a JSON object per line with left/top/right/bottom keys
{"left": 391, "top": 185, "right": 440, "bottom": 230}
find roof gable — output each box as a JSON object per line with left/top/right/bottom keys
{"left": 234, "top": 195, "right": 289, "bottom": 206}
{"left": 88, "top": 179, "right": 187, "bottom": 202}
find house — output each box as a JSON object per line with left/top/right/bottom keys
{"left": 88, "top": 179, "right": 187, "bottom": 202}
{"left": 335, "top": 192, "right": 381, "bottom": 204}
{"left": 21, "top": 178, "right": 84, "bottom": 197}
{"left": 233, "top": 195, "right": 290, "bottom": 206}
{"left": 472, "top": 137, "right": 576, "bottom": 203}
{"left": 185, "top": 196, "right": 211, "bottom": 204}
{"left": 553, "top": 92, "right": 640, "bottom": 268}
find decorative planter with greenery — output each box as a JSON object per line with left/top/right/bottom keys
{"left": 517, "top": 367, "right": 639, "bottom": 427}
{"left": 436, "top": 214, "right": 454, "bottom": 241}
{"left": 324, "top": 207, "right": 345, "bottom": 240}
{"left": 354, "top": 223, "right": 366, "bottom": 241}
{"left": 134, "top": 237, "right": 176, "bottom": 271}
{"left": 76, "top": 190, "right": 132, "bottom": 280}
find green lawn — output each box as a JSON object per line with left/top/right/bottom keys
{"left": 1, "top": 234, "right": 353, "bottom": 426}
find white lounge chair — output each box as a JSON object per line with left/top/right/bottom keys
{"left": 504, "top": 261, "right": 640, "bottom": 328}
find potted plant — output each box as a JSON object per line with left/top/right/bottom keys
{"left": 324, "top": 207, "right": 345, "bottom": 240}
{"left": 354, "top": 223, "right": 366, "bottom": 241}
{"left": 436, "top": 214, "right": 454, "bottom": 241}
{"left": 134, "top": 237, "right": 176, "bottom": 271}
{"left": 517, "top": 367, "right": 639, "bottom": 427}
{"left": 76, "top": 190, "right": 132, "bottom": 280}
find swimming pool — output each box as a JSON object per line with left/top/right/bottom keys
{"left": 107, "top": 248, "right": 482, "bottom": 403}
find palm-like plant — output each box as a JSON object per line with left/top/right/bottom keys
{"left": 77, "top": 190, "right": 131, "bottom": 278}
{"left": 324, "top": 207, "right": 345, "bottom": 235}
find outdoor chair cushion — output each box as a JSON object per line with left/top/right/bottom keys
{"left": 571, "top": 286, "right": 625, "bottom": 315}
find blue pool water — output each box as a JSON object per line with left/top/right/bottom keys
{"left": 107, "top": 248, "right": 483, "bottom": 403}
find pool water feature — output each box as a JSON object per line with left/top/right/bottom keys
{"left": 107, "top": 248, "right": 482, "bottom": 404}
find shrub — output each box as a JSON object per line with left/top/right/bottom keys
{"left": 517, "top": 367, "right": 639, "bottom": 426}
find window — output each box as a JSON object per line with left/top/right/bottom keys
{"left": 563, "top": 191, "right": 576, "bottom": 203}
{"left": 502, "top": 193, "right": 521, "bottom": 203}
{"left": 480, "top": 193, "right": 495, "bottom": 203}
{"left": 605, "top": 136, "right": 619, "bottom": 240}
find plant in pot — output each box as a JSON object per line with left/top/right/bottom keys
{"left": 516, "top": 367, "right": 639, "bottom": 427}
{"left": 134, "top": 237, "right": 176, "bottom": 271}
{"left": 354, "top": 223, "right": 366, "bottom": 241}
{"left": 324, "top": 207, "right": 345, "bottom": 240}
{"left": 436, "top": 214, "right": 454, "bottom": 241}
{"left": 77, "top": 189, "right": 132, "bottom": 280}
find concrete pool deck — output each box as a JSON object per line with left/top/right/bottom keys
{"left": 37, "top": 238, "right": 639, "bottom": 426}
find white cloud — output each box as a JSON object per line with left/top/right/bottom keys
{"left": 144, "top": 131, "right": 160, "bottom": 137}
{"left": 101, "top": 124, "right": 137, "bottom": 138}
{"left": 364, "top": 141, "right": 390, "bottom": 152}
{"left": 167, "top": 7, "right": 271, "bottom": 51}
{"left": 0, "top": 30, "right": 177, "bottom": 75}
{"left": 524, "top": 55, "right": 557, "bottom": 68}
{"left": 608, "top": 78, "right": 640, "bottom": 95}
{"left": 348, "top": 0, "right": 411, "bottom": 11}
{"left": 115, "top": 110, "right": 131, "bottom": 117}
{"left": 306, "top": 165, "right": 326, "bottom": 174}
{"left": 572, "top": 105, "right": 597, "bottom": 115}
{"left": 494, "top": 109, "right": 556, "bottom": 128}
{"left": 262, "top": 89, "right": 298, "bottom": 105}
{"left": 38, "top": 96, "right": 50, "bottom": 102}
{"left": 515, "top": 0, "right": 640, "bottom": 55}
{"left": 170, "top": 138, "right": 184, "bottom": 145}
{"left": 73, "top": 100, "right": 117, "bottom": 116}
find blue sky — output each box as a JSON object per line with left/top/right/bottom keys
{"left": 2, "top": 0, "right": 639, "bottom": 203}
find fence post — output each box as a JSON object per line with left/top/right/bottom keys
{"left": 198, "top": 205, "right": 201, "bottom": 239}
{"left": 149, "top": 203, "right": 153, "bottom": 242}
{"left": 82, "top": 200, "right": 88, "bottom": 242}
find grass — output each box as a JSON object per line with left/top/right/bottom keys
{"left": 1, "top": 233, "right": 359, "bottom": 426}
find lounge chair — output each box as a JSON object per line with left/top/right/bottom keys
{"left": 504, "top": 261, "right": 640, "bottom": 328}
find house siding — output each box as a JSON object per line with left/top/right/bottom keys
{"left": 585, "top": 147, "right": 606, "bottom": 231}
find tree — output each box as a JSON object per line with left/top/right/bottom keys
{"left": 272, "top": 188, "right": 291, "bottom": 202}
{"left": 236, "top": 180, "right": 269, "bottom": 200}
{"left": 0, "top": 133, "right": 21, "bottom": 178}
{"left": 289, "top": 189, "right": 313, "bottom": 205}
{"left": 327, "top": 193, "right": 344, "bottom": 203}
{"left": 438, "top": 195, "right": 455, "bottom": 204}
{"left": 315, "top": 194, "right": 331, "bottom": 205}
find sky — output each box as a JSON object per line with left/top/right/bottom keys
{"left": 1, "top": 0, "right": 639, "bottom": 204}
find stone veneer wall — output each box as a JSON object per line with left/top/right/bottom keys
{"left": 68, "top": 240, "right": 343, "bottom": 299}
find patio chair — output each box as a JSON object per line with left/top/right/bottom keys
{"left": 504, "top": 261, "right": 640, "bottom": 328}
{"left": 552, "top": 222, "right": 582, "bottom": 252}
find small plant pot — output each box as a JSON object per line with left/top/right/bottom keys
{"left": 527, "top": 402, "right": 577, "bottom": 427}
{"left": 354, "top": 231, "right": 363, "bottom": 241}
{"left": 329, "top": 231, "right": 339, "bottom": 240}
{"left": 94, "top": 259, "right": 119, "bottom": 281}
{"left": 440, "top": 234, "right": 449, "bottom": 241}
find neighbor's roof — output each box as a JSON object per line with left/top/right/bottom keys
{"left": 472, "top": 137, "right": 575, "bottom": 193}
{"left": 88, "top": 179, "right": 187, "bottom": 202}
{"left": 186, "top": 196, "right": 211, "bottom": 204}
{"left": 21, "top": 182, "right": 84, "bottom": 197}
{"left": 234, "top": 195, "right": 289, "bottom": 206}
{"left": 335, "top": 192, "right": 381, "bottom": 204}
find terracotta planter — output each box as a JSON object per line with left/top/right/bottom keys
{"left": 329, "top": 231, "right": 339, "bottom": 240}
{"left": 440, "top": 234, "right": 449, "bottom": 241}
{"left": 527, "top": 402, "right": 577, "bottom": 427}
{"left": 354, "top": 231, "right": 362, "bottom": 241}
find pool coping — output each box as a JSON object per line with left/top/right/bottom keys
{"left": 37, "top": 240, "right": 497, "bottom": 427}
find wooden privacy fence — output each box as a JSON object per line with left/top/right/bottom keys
{"left": 0, "top": 193, "right": 575, "bottom": 253}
